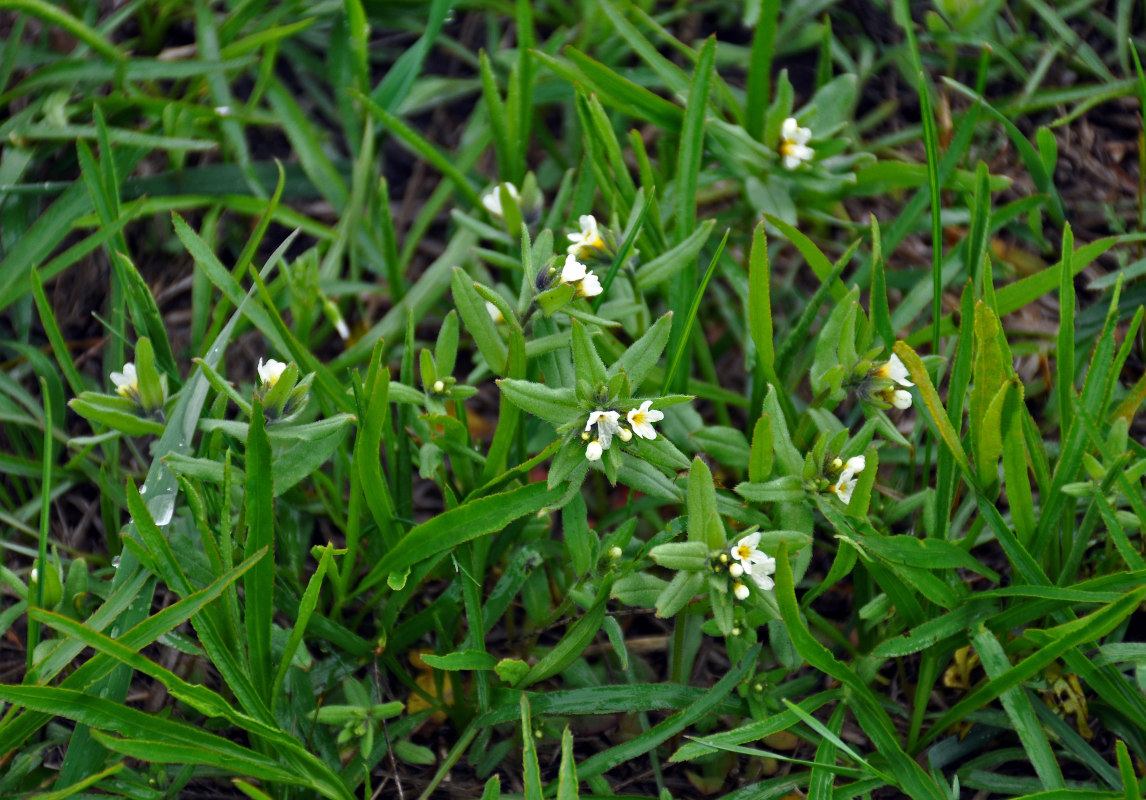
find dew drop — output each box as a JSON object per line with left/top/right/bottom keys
{"left": 150, "top": 494, "right": 175, "bottom": 527}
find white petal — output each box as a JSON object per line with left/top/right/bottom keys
{"left": 729, "top": 562, "right": 744, "bottom": 578}
{"left": 485, "top": 301, "right": 505, "bottom": 323}
{"left": 738, "top": 531, "right": 762, "bottom": 549}
{"left": 794, "top": 125, "right": 812, "bottom": 146}
{"left": 782, "top": 153, "right": 802, "bottom": 170}
{"left": 887, "top": 354, "right": 914, "bottom": 387}
{"left": 586, "top": 441, "right": 603, "bottom": 461}
{"left": 844, "top": 455, "right": 867, "bottom": 477}
{"left": 752, "top": 573, "right": 775, "bottom": 592}
{"left": 733, "top": 583, "right": 750, "bottom": 601}
{"left": 892, "top": 388, "right": 913, "bottom": 409}
{"left": 578, "top": 214, "right": 598, "bottom": 238}
{"left": 781, "top": 117, "right": 799, "bottom": 140}
{"left": 579, "top": 271, "right": 603, "bottom": 297}
{"left": 111, "top": 362, "right": 137, "bottom": 391}
{"left": 561, "top": 254, "right": 587, "bottom": 283}
{"left": 835, "top": 475, "right": 857, "bottom": 505}
{"left": 481, "top": 190, "right": 502, "bottom": 217}
{"left": 258, "top": 358, "right": 287, "bottom": 387}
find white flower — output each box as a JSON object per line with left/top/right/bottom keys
{"left": 779, "top": 117, "right": 813, "bottom": 170}
{"left": 585, "top": 409, "right": 621, "bottom": 448}
{"left": 578, "top": 270, "right": 603, "bottom": 298}
{"left": 875, "top": 354, "right": 913, "bottom": 387}
{"left": 566, "top": 214, "right": 606, "bottom": 258}
{"left": 733, "top": 582, "right": 750, "bottom": 601}
{"left": 257, "top": 358, "right": 287, "bottom": 390}
{"left": 481, "top": 182, "right": 520, "bottom": 218}
{"left": 626, "top": 400, "right": 664, "bottom": 440}
{"left": 586, "top": 440, "right": 603, "bottom": 462}
{"left": 832, "top": 456, "right": 865, "bottom": 505}
{"left": 560, "top": 254, "right": 587, "bottom": 284}
{"left": 750, "top": 557, "right": 777, "bottom": 591}
{"left": 110, "top": 362, "right": 138, "bottom": 399}
{"left": 559, "top": 254, "right": 603, "bottom": 298}
{"left": 890, "top": 388, "right": 913, "bottom": 409}
{"left": 485, "top": 301, "right": 505, "bottom": 324}
{"left": 730, "top": 532, "right": 772, "bottom": 577}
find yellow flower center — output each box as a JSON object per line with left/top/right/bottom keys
{"left": 735, "top": 545, "right": 752, "bottom": 560}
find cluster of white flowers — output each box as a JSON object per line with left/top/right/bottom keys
{"left": 779, "top": 117, "right": 814, "bottom": 170}
{"left": 873, "top": 353, "right": 914, "bottom": 409}
{"left": 566, "top": 215, "right": 606, "bottom": 259}
{"left": 728, "top": 531, "right": 777, "bottom": 600}
{"left": 559, "top": 254, "right": 602, "bottom": 299}
{"left": 583, "top": 400, "right": 664, "bottom": 462}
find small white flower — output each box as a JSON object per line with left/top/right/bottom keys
{"left": 257, "top": 358, "right": 287, "bottom": 390}
{"left": 485, "top": 301, "right": 505, "bottom": 324}
{"left": 842, "top": 455, "right": 867, "bottom": 478}
{"left": 481, "top": 182, "right": 520, "bottom": 218}
{"left": 875, "top": 354, "right": 914, "bottom": 387}
{"left": 566, "top": 214, "right": 606, "bottom": 258}
{"left": 560, "top": 254, "right": 588, "bottom": 284}
{"left": 585, "top": 409, "right": 621, "bottom": 448}
{"left": 729, "top": 562, "right": 744, "bottom": 578}
{"left": 586, "top": 440, "right": 603, "bottom": 462}
{"left": 779, "top": 117, "right": 813, "bottom": 170}
{"left": 578, "top": 270, "right": 603, "bottom": 298}
{"left": 751, "top": 567, "right": 776, "bottom": 592}
{"left": 731, "top": 532, "right": 772, "bottom": 576}
{"left": 626, "top": 400, "right": 664, "bottom": 440}
{"left": 830, "top": 455, "right": 866, "bottom": 505}
{"left": 833, "top": 472, "right": 858, "bottom": 505}
{"left": 890, "top": 388, "right": 913, "bottom": 409}
{"left": 733, "top": 582, "right": 750, "bottom": 601}
{"left": 110, "top": 362, "right": 138, "bottom": 399}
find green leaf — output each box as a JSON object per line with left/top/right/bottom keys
{"left": 245, "top": 399, "right": 274, "bottom": 704}
{"left": 497, "top": 379, "right": 580, "bottom": 425}
{"left": 763, "top": 213, "right": 847, "bottom": 301}
{"left": 520, "top": 576, "right": 614, "bottom": 688}
{"left": 359, "top": 482, "right": 565, "bottom": 595}
{"left": 608, "top": 312, "right": 673, "bottom": 390}
{"left": 633, "top": 219, "right": 716, "bottom": 289}
{"left": 747, "top": 221, "right": 774, "bottom": 376}
{"left": 421, "top": 651, "right": 499, "bottom": 671}
{"left": 649, "top": 541, "right": 709, "bottom": 571}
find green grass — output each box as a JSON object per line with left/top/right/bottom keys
{"left": 1, "top": 1, "right": 1146, "bottom": 798}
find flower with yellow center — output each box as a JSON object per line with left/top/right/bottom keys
{"left": 872, "top": 354, "right": 914, "bottom": 409}
{"left": 626, "top": 400, "right": 664, "bottom": 440}
{"left": 730, "top": 531, "right": 777, "bottom": 590}
{"left": 110, "top": 362, "right": 139, "bottom": 400}
{"left": 566, "top": 214, "right": 606, "bottom": 258}
{"left": 829, "top": 455, "right": 866, "bottom": 505}
{"left": 585, "top": 409, "right": 621, "bottom": 448}
{"left": 779, "top": 117, "right": 813, "bottom": 170}
{"left": 257, "top": 358, "right": 287, "bottom": 390}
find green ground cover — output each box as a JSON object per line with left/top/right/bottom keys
{"left": 1, "top": 1, "right": 1145, "bottom": 798}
